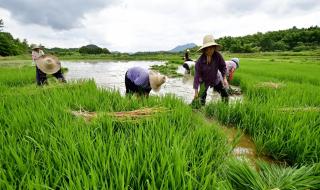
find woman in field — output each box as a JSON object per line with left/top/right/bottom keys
{"left": 125, "top": 67, "right": 166, "bottom": 96}
{"left": 31, "top": 44, "right": 66, "bottom": 85}
{"left": 193, "top": 34, "right": 229, "bottom": 105}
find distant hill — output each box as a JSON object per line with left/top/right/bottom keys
{"left": 169, "top": 43, "right": 197, "bottom": 52}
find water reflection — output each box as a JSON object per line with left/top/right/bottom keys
{"left": 62, "top": 61, "right": 242, "bottom": 104}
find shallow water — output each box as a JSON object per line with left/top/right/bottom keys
{"left": 62, "top": 61, "right": 242, "bottom": 104}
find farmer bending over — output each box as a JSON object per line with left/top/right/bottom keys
{"left": 31, "top": 44, "right": 66, "bottom": 86}
{"left": 216, "top": 58, "right": 240, "bottom": 92}
{"left": 125, "top": 67, "right": 166, "bottom": 96}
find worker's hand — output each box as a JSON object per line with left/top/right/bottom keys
{"left": 194, "top": 90, "right": 199, "bottom": 99}
{"left": 223, "top": 78, "right": 229, "bottom": 88}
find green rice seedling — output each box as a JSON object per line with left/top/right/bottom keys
{"left": 224, "top": 159, "right": 320, "bottom": 190}
{"left": 205, "top": 52, "right": 320, "bottom": 165}
{"left": 0, "top": 76, "right": 232, "bottom": 189}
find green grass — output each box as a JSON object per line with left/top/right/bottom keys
{"left": 1, "top": 51, "right": 320, "bottom": 189}
{"left": 150, "top": 60, "right": 183, "bottom": 77}
{"left": 0, "top": 67, "right": 233, "bottom": 189}
{"left": 205, "top": 52, "right": 320, "bottom": 165}
{"left": 224, "top": 159, "right": 320, "bottom": 190}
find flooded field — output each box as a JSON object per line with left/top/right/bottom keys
{"left": 63, "top": 61, "right": 242, "bottom": 104}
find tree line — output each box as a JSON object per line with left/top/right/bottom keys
{"left": 0, "top": 18, "right": 319, "bottom": 57}
{"left": 216, "top": 26, "right": 320, "bottom": 53}
{"left": 0, "top": 19, "right": 30, "bottom": 56}
{"left": 0, "top": 19, "right": 110, "bottom": 56}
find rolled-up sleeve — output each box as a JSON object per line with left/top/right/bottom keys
{"left": 193, "top": 61, "right": 200, "bottom": 90}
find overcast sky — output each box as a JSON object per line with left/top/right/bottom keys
{"left": 0, "top": 0, "right": 319, "bottom": 52}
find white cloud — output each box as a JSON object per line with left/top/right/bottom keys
{"left": 1, "top": 0, "right": 319, "bottom": 52}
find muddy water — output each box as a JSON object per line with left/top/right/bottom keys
{"left": 222, "top": 126, "right": 275, "bottom": 164}
{"left": 62, "top": 61, "right": 242, "bottom": 104}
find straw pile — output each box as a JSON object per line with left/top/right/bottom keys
{"left": 256, "top": 82, "right": 284, "bottom": 89}
{"left": 71, "top": 107, "right": 168, "bottom": 122}
{"left": 277, "top": 107, "right": 320, "bottom": 113}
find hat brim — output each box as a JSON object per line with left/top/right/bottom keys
{"left": 198, "top": 42, "right": 222, "bottom": 52}
{"left": 149, "top": 71, "right": 165, "bottom": 92}
{"left": 36, "top": 55, "right": 61, "bottom": 74}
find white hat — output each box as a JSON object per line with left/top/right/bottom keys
{"left": 198, "top": 34, "right": 221, "bottom": 51}
{"left": 31, "top": 44, "right": 42, "bottom": 50}
{"left": 231, "top": 58, "right": 240, "bottom": 68}
{"left": 36, "top": 55, "right": 61, "bottom": 74}
{"left": 149, "top": 71, "right": 166, "bottom": 92}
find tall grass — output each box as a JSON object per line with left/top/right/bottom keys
{"left": 2, "top": 53, "right": 320, "bottom": 189}
{"left": 205, "top": 53, "right": 320, "bottom": 165}
{"left": 0, "top": 75, "right": 232, "bottom": 188}
{"left": 224, "top": 159, "right": 320, "bottom": 190}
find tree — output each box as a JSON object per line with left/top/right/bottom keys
{"left": 0, "top": 19, "right": 4, "bottom": 31}
{"left": 79, "top": 44, "right": 110, "bottom": 54}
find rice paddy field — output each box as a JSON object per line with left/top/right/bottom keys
{"left": 0, "top": 51, "right": 320, "bottom": 189}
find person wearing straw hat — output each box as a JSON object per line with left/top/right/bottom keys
{"left": 125, "top": 67, "right": 166, "bottom": 96}
{"left": 31, "top": 44, "right": 66, "bottom": 85}
{"left": 193, "top": 34, "right": 229, "bottom": 105}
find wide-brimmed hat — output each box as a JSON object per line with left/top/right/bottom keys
{"left": 36, "top": 55, "right": 61, "bottom": 74}
{"left": 31, "top": 44, "right": 42, "bottom": 50}
{"left": 149, "top": 71, "right": 166, "bottom": 92}
{"left": 198, "top": 34, "right": 221, "bottom": 51}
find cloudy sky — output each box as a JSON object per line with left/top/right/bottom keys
{"left": 0, "top": 0, "right": 319, "bottom": 52}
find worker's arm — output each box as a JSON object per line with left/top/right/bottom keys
{"left": 228, "top": 68, "right": 235, "bottom": 81}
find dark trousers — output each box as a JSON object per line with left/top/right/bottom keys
{"left": 125, "top": 72, "right": 151, "bottom": 96}
{"left": 199, "top": 82, "right": 229, "bottom": 105}
{"left": 36, "top": 66, "right": 66, "bottom": 86}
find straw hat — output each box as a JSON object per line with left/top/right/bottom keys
{"left": 198, "top": 34, "right": 221, "bottom": 51}
{"left": 149, "top": 71, "right": 166, "bottom": 92}
{"left": 31, "top": 44, "right": 42, "bottom": 50}
{"left": 36, "top": 55, "right": 61, "bottom": 74}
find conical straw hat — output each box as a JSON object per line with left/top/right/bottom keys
{"left": 36, "top": 55, "right": 61, "bottom": 74}
{"left": 149, "top": 70, "right": 166, "bottom": 92}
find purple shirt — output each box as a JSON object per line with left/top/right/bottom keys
{"left": 126, "top": 67, "right": 150, "bottom": 88}
{"left": 193, "top": 51, "right": 226, "bottom": 89}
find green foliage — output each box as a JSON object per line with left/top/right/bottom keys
{"left": 0, "top": 32, "right": 29, "bottom": 56}
{"left": 151, "top": 60, "right": 183, "bottom": 77}
{"left": 1, "top": 54, "right": 320, "bottom": 188}
{"left": 225, "top": 159, "right": 320, "bottom": 190}
{"left": 79, "top": 44, "right": 110, "bottom": 55}
{"left": 0, "top": 20, "right": 29, "bottom": 56}
{"left": 205, "top": 53, "right": 320, "bottom": 165}
{"left": 0, "top": 67, "right": 232, "bottom": 188}
{"left": 217, "top": 26, "right": 320, "bottom": 53}
{"left": 0, "top": 19, "right": 3, "bottom": 31}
